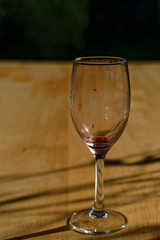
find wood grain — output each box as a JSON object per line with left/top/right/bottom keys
{"left": 0, "top": 61, "right": 159, "bottom": 239}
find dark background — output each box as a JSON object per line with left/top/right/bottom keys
{"left": 0, "top": 0, "right": 159, "bottom": 60}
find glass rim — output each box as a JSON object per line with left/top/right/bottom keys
{"left": 73, "top": 56, "right": 127, "bottom": 66}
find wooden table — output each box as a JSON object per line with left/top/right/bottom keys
{"left": 0, "top": 61, "right": 160, "bottom": 240}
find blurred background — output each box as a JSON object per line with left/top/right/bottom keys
{"left": 0, "top": 0, "right": 159, "bottom": 60}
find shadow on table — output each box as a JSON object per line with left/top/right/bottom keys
{"left": 5, "top": 223, "right": 160, "bottom": 240}
{"left": 0, "top": 149, "right": 160, "bottom": 183}
{"left": 0, "top": 167, "right": 160, "bottom": 213}
{"left": 0, "top": 150, "right": 160, "bottom": 214}
{"left": 1, "top": 149, "right": 160, "bottom": 239}
{"left": 5, "top": 225, "right": 70, "bottom": 240}
{"left": 105, "top": 149, "right": 160, "bottom": 166}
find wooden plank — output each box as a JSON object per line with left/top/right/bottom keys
{"left": 0, "top": 61, "right": 159, "bottom": 239}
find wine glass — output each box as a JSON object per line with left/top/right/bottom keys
{"left": 69, "top": 56, "right": 130, "bottom": 234}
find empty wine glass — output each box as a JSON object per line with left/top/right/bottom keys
{"left": 69, "top": 56, "right": 130, "bottom": 234}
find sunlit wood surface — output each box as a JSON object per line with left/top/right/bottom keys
{"left": 0, "top": 61, "right": 160, "bottom": 240}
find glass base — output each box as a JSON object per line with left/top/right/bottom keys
{"left": 69, "top": 209, "right": 128, "bottom": 235}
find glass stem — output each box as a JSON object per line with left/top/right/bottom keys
{"left": 89, "top": 155, "right": 108, "bottom": 218}
{"left": 94, "top": 157, "right": 105, "bottom": 211}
